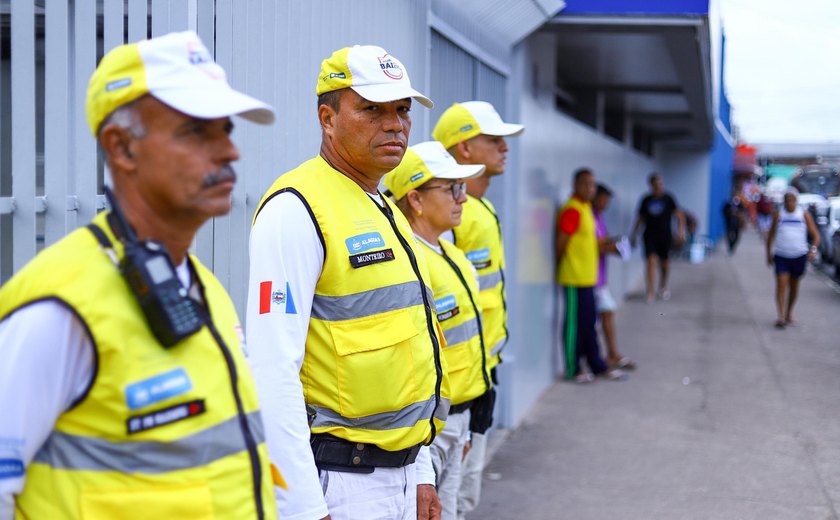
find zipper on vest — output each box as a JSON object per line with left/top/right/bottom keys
{"left": 205, "top": 322, "right": 265, "bottom": 519}
{"left": 441, "top": 250, "right": 491, "bottom": 392}
{"left": 376, "top": 199, "right": 444, "bottom": 445}
{"left": 477, "top": 198, "right": 509, "bottom": 344}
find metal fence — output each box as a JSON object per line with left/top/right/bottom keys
{"left": 0, "top": 0, "right": 212, "bottom": 283}
{"left": 0, "top": 0, "right": 512, "bottom": 308}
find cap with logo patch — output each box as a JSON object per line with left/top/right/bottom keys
{"left": 316, "top": 45, "right": 433, "bottom": 108}
{"left": 86, "top": 30, "right": 275, "bottom": 136}
{"left": 383, "top": 141, "right": 485, "bottom": 201}
{"left": 432, "top": 101, "right": 524, "bottom": 150}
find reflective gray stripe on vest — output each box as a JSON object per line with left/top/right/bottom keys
{"left": 478, "top": 271, "right": 502, "bottom": 290}
{"left": 490, "top": 338, "right": 506, "bottom": 356}
{"left": 33, "top": 411, "right": 264, "bottom": 473}
{"left": 443, "top": 318, "right": 479, "bottom": 347}
{"left": 310, "top": 395, "right": 451, "bottom": 431}
{"left": 311, "top": 281, "right": 433, "bottom": 321}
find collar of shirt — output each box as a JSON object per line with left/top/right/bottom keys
{"left": 414, "top": 234, "right": 442, "bottom": 255}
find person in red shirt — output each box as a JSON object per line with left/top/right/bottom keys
{"left": 556, "top": 168, "right": 627, "bottom": 384}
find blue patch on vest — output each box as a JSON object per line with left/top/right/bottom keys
{"left": 466, "top": 248, "right": 491, "bottom": 263}
{"left": 0, "top": 459, "right": 24, "bottom": 479}
{"left": 345, "top": 232, "right": 385, "bottom": 254}
{"left": 125, "top": 368, "right": 193, "bottom": 410}
{"left": 435, "top": 294, "right": 457, "bottom": 312}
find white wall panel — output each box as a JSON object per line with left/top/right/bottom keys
{"left": 43, "top": 0, "right": 70, "bottom": 247}
{"left": 503, "top": 36, "right": 659, "bottom": 427}
{"left": 428, "top": 30, "right": 475, "bottom": 138}
{"left": 10, "top": 0, "right": 36, "bottom": 271}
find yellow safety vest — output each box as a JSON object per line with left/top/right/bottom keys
{"left": 452, "top": 195, "right": 508, "bottom": 370}
{"left": 556, "top": 197, "right": 598, "bottom": 287}
{"left": 419, "top": 239, "right": 491, "bottom": 406}
{"left": 254, "top": 156, "right": 449, "bottom": 451}
{"left": 0, "top": 212, "right": 276, "bottom": 520}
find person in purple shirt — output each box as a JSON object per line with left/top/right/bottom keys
{"left": 593, "top": 184, "right": 636, "bottom": 370}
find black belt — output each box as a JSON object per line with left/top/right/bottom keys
{"left": 450, "top": 399, "right": 474, "bottom": 415}
{"left": 310, "top": 434, "right": 422, "bottom": 474}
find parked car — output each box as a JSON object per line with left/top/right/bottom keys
{"left": 820, "top": 197, "right": 840, "bottom": 263}
{"left": 795, "top": 193, "right": 829, "bottom": 261}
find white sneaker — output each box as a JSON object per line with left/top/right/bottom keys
{"left": 572, "top": 372, "right": 595, "bottom": 384}
{"left": 657, "top": 288, "right": 671, "bottom": 301}
{"left": 599, "top": 369, "right": 627, "bottom": 381}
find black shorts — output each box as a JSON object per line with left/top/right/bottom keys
{"left": 643, "top": 234, "right": 672, "bottom": 260}
{"left": 774, "top": 254, "right": 807, "bottom": 279}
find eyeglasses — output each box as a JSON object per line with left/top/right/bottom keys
{"left": 417, "top": 181, "right": 467, "bottom": 200}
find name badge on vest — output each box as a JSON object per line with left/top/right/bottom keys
{"left": 435, "top": 294, "right": 460, "bottom": 322}
{"left": 349, "top": 248, "right": 396, "bottom": 268}
{"left": 126, "top": 399, "right": 206, "bottom": 434}
{"left": 345, "top": 232, "right": 396, "bottom": 268}
{"left": 466, "top": 248, "right": 492, "bottom": 270}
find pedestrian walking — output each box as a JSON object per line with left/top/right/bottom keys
{"left": 384, "top": 141, "right": 491, "bottom": 519}
{"left": 246, "top": 45, "right": 449, "bottom": 520}
{"left": 556, "top": 169, "right": 627, "bottom": 383}
{"left": 723, "top": 190, "right": 746, "bottom": 254}
{"left": 0, "top": 31, "right": 277, "bottom": 519}
{"left": 766, "top": 189, "right": 820, "bottom": 329}
{"left": 631, "top": 173, "right": 686, "bottom": 302}
{"left": 432, "top": 101, "right": 523, "bottom": 519}
{"left": 592, "top": 183, "right": 636, "bottom": 371}
{"left": 756, "top": 193, "right": 774, "bottom": 238}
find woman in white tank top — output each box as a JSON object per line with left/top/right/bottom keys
{"left": 766, "top": 189, "right": 820, "bottom": 329}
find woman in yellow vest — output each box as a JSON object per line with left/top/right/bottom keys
{"left": 384, "top": 141, "right": 491, "bottom": 519}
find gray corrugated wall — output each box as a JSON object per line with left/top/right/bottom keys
{"left": 205, "top": 0, "right": 434, "bottom": 309}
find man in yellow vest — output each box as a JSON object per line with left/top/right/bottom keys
{"left": 556, "top": 168, "right": 627, "bottom": 384}
{"left": 247, "top": 46, "right": 449, "bottom": 520}
{"left": 0, "top": 32, "right": 278, "bottom": 519}
{"left": 431, "top": 101, "right": 523, "bottom": 519}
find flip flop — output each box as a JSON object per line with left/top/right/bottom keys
{"left": 611, "top": 357, "right": 637, "bottom": 370}
{"left": 774, "top": 320, "right": 786, "bottom": 329}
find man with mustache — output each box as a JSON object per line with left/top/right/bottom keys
{"left": 247, "top": 46, "right": 449, "bottom": 520}
{"left": 0, "top": 32, "right": 278, "bottom": 519}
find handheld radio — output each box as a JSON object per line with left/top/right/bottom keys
{"left": 103, "top": 187, "right": 204, "bottom": 347}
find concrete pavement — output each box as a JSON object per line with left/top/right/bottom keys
{"left": 470, "top": 231, "right": 840, "bottom": 520}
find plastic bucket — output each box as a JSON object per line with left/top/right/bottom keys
{"left": 690, "top": 242, "right": 705, "bottom": 264}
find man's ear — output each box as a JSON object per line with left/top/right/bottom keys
{"left": 454, "top": 140, "right": 471, "bottom": 162}
{"left": 99, "top": 124, "right": 136, "bottom": 173}
{"left": 318, "top": 104, "right": 336, "bottom": 138}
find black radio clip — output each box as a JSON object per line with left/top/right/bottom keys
{"left": 96, "top": 187, "right": 205, "bottom": 348}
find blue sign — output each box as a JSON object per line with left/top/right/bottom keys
{"left": 0, "top": 459, "right": 24, "bottom": 479}
{"left": 562, "top": 0, "right": 708, "bottom": 16}
{"left": 435, "top": 295, "right": 457, "bottom": 312}
{"left": 466, "top": 248, "right": 491, "bottom": 263}
{"left": 345, "top": 232, "right": 385, "bottom": 254}
{"left": 125, "top": 368, "right": 193, "bottom": 410}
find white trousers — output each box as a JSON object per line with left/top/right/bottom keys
{"left": 319, "top": 463, "right": 417, "bottom": 520}
{"left": 429, "top": 410, "right": 471, "bottom": 519}
{"left": 456, "top": 430, "right": 486, "bottom": 520}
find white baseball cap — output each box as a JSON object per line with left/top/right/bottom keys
{"left": 383, "top": 141, "right": 485, "bottom": 200}
{"left": 87, "top": 31, "right": 275, "bottom": 135}
{"left": 432, "top": 101, "right": 524, "bottom": 149}
{"left": 316, "top": 45, "right": 433, "bottom": 108}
